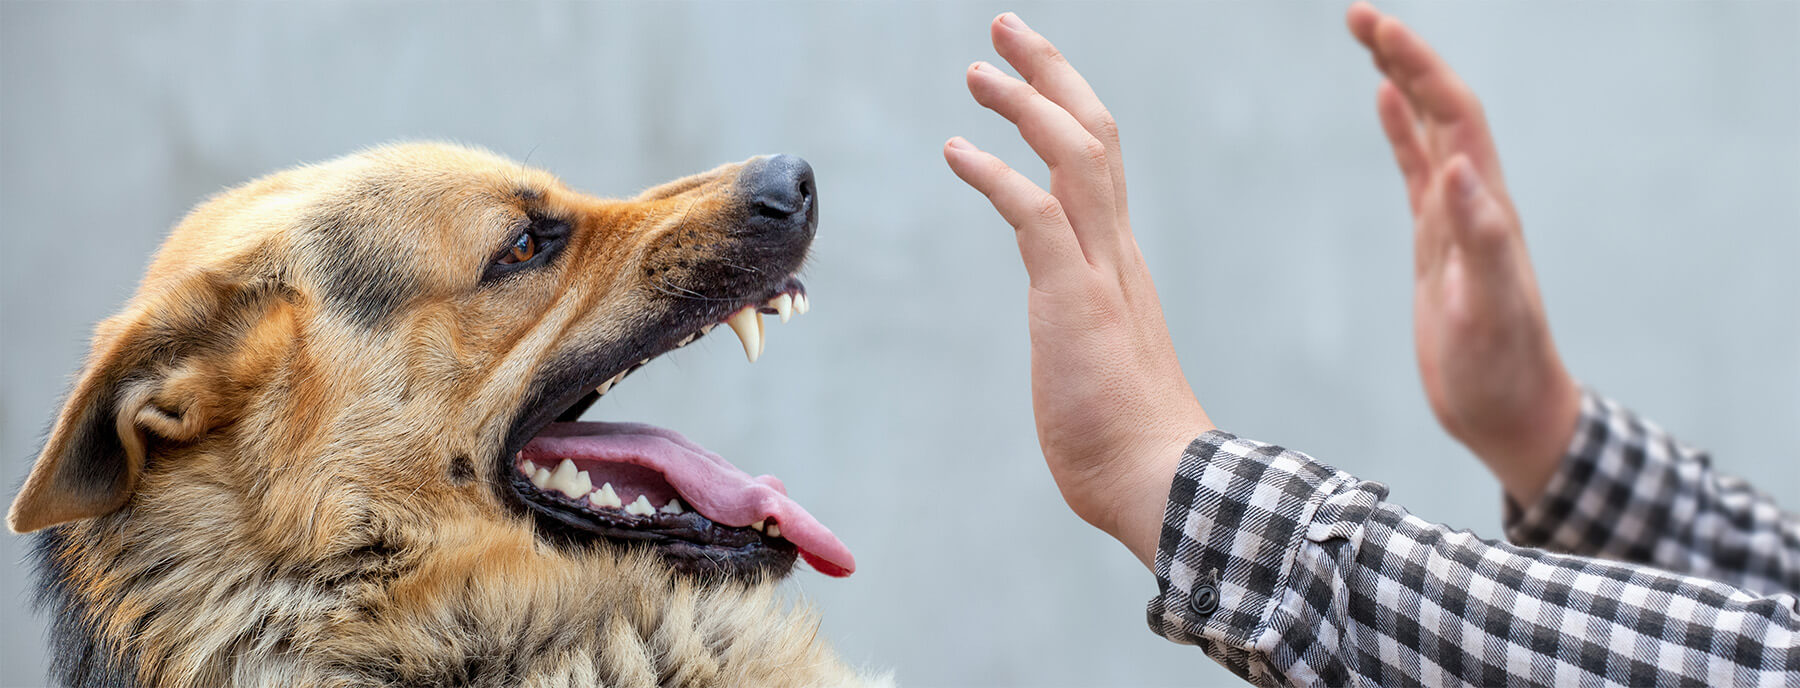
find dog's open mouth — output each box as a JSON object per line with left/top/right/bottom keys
{"left": 502, "top": 279, "right": 854, "bottom": 580}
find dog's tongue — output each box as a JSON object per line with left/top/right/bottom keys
{"left": 526, "top": 422, "right": 854, "bottom": 577}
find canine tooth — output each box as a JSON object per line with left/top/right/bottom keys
{"left": 771, "top": 293, "right": 793, "bottom": 323}
{"left": 549, "top": 459, "right": 586, "bottom": 498}
{"left": 640, "top": 358, "right": 651, "bottom": 365}
{"left": 765, "top": 523, "right": 780, "bottom": 538}
{"left": 794, "top": 292, "right": 809, "bottom": 315}
{"left": 520, "top": 459, "right": 540, "bottom": 476}
{"left": 727, "top": 307, "right": 763, "bottom": 363}
{"left": 749, "top": 520, "right": 765, "bottom": 532}
{"left": 625, "top": 495, "right": 656, "bottom": 516}
{"left": 591, "top": 483, "right": 622, "bottom": 509}
{"left": 531, "top": 468, "right": 552, "bottom": 489}
{"left": 659, "top": 499, "right": 685, "bottom": 515}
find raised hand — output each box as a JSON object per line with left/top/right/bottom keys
{"left": 943, "top": 13, "right": 1212, "bottom": 567}
{"left": 1347, "top": 3, "right": 1581, "bottom": 506}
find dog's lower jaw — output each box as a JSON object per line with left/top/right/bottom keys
{"left": 33, "top": 516, "right": 887, "bottom": 688}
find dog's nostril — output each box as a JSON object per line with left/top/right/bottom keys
{"left": 756, "top": 202, "right": 795, "bottom": 220}
{"left": 741, "top": 154, "right": 815, "bottom": 227}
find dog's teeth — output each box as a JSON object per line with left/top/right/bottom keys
{"left": 701, "top": 323, "right": 716, "bottom": 334}
{"left": 659, "top": 498, "right": 685, "bottom": 515}
{"left": 625, "top": 495, "right": 656, "bottom": 516}
{"left": 530, "top": 467, "right": 552, "bottom": 489}
{"left": 771, "top": 293, "right": 793, "bottom": 323}
{"left": 597, "top": 378, "right": 615, "bottom": 395}
{"left": 590, "top": 482, "right": 622, "bottom": 509}
{"left": 749, "top": 520, "right": 765, "bottom": 532}
{"left": 548, "top": 459, "right": 586, "bottom": 498}
{"left": 678, "top": 333, "right": 697, "bottom": 347}
{"left": 765, "top": 523, "right": 780, "bottom": 538}
{"left": 520, "top": 459, "right": 540, "bottom": 476}
{"left": 640, "top": 358, "right": 651, "bottom": 366}
{"left": 795, "top": 292, "right": 810, "bottom": 315}
{"left": 727, "top": 307, "right": 763, "bottom": 363}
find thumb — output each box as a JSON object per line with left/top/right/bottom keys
{"left": 1444, "top": 155, "right": 1514, "bottom": 260}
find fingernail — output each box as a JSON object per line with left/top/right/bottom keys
{"left": 947, "top": 137, "right": 975, "bottom": 152}
{"left": 971, "top": 61, "right": 1000, "bottom": 75}
{"left": 999, "top": 12, "right": 1028, "bottom": 31}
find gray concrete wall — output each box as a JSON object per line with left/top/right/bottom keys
{"left": 2, "top": 2, "right": 1794, "bottom": 686}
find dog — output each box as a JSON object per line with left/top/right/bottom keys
{"left": 8, "top": 143, "right": 887, "bottom": 687}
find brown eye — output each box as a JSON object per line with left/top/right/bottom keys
{"left": 501, "top": 233, "right": 536, "bottom": 264}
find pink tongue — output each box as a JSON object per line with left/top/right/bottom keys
{"left": 523, "top": 422, "right": 854, "bottom": 577}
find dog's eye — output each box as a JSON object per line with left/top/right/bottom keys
{"left": 500, "top": 233, "right": 536, "bottom": 265}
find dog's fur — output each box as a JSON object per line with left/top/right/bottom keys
{"left": 10, "top": 144, "right": 884, "bottom": 687}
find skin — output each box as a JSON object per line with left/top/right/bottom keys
{"left": 944, "top": 6, "right": 1581, "bottom": 567}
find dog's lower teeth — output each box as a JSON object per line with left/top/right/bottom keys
{"left": 749, "top": 520, "right": 765, "bottom": 532}
{"left": 659, "top": 499, "right": 685, "bottom": 515}
{"left": 766, "top": 523, "right": 780, "bottom": 538}
{"left": 520, "top": 459, "right": 540, "bottom": 476}
{"left": 625, "top": 495, "right": 656, "bottom": 516}
{"left": 530, "top": 467, "right": 552, "bottom": 489}
{"left": 589, "top": 482, "right": 623, "bottom": 509}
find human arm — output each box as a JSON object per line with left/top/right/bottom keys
{"left": 1348, "top": 3, "right": 1800, "bottom": 592}
{"left": 1507, "top": 389, "right": 1800, "bottom": 595}
{"left": 1148, "top": 430, "right": 1800, "bottom": 686}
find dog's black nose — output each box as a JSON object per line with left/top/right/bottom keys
{"left": 739, "top": 154, "right": 816, "bottom": 234}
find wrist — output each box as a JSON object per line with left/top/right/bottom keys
{"left": 1081, "top": 422, "right": 1212, "bottom": 569}
{"left": 1485, "top": 372, "right": 1581, "bottom": 508}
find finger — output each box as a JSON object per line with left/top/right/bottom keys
{"left": 1442, "top": 155, "right": 1515, "bottom": 265}
{"left": 967, "top": 61, "right": 1119, "bottom": 263}
{"left": 944, "top": 137, "right": 1089, "bottom": 287}
{"left": 1377, "top": 80, "right": 1431, "bottom": 213}
{"left": 989, "top": 13, "right": 1129, "bottom": 221}
{"left": 1346, "top": 2, "right": 1381, "bottom": 52}
{"left": 1346, "top": 2, "right": 1393, "bottom": 75}
{"left": 1370, "top": 16, "right": 1506, "bottom": 186}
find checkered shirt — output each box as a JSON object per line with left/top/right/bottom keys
{"left": 1146, "top": 390, "right": 1799, "bottom": 686}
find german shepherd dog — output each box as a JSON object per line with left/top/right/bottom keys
{"left": 8, "top": 143, "right": 887, "bottom": 687}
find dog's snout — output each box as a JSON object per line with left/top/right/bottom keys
{"left": 740, "top": 154, "right": 816, "bottom": 234}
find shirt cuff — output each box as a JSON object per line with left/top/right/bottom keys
{"left": 1145, "top": 430, "right": 1348, "bottom": 650}
{"left": 1502, "top": 387, "right": 1696, "bottom": 560}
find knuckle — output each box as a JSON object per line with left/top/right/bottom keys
{"left": 1033, "top": 194, "right": 1069, "bottom": 226}
{"left": 1092, "top": 111, "right": 1120, "bottom": 145}
{"left": 1076, "top": 136, "right": 1110, "bottom": 167}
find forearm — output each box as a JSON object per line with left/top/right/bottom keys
{"left": 1507, "top": 389, "right": 1800, "bottom": 594}
{"left": 1148, "top": 431, "right": 1800, "bottom": 686}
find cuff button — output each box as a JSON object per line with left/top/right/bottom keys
{"left": 1189, "top": 585, "right": 1219, "bottom": 615}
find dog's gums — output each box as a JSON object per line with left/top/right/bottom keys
{"left": 503, "top": 282, "right": 857, "bottom": 579}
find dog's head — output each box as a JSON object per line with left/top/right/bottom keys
{"left": 8, "top": 142, "right": 852, "bottom": 581}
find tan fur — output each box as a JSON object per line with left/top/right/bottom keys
{"left": 10, "top": 143, "right": 885, "bottom": 687}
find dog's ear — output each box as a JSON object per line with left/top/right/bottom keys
{"left": 8, "top": 273, "right": 291, "bottom": 533}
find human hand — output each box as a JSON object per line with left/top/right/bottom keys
{"left": 943, "top": 13, "right": 1212, "bottom": 567}
{"left": 1347, "top": 3, "right": 1581, "bottom": 507}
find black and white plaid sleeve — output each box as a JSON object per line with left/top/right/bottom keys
{"left": 1145, "top": 430, "right": 1800, "bottom": 686}
{"left": 1505, "top": 389, "right": 1800, "bottom": 596}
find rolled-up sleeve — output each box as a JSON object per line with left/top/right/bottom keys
{"left": 1148, "top": 430, "right": 1800, "bottom": 686}
{"left": 1505, "top": 389, "right": 1800, "bottom": 596}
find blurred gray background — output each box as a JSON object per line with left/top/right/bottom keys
{"left": 2, "top": 2, "right": 1795, "bottom": 686}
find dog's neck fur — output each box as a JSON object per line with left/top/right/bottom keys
{"left": 33, "top": 479, "right": 880, "bottom": 688}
